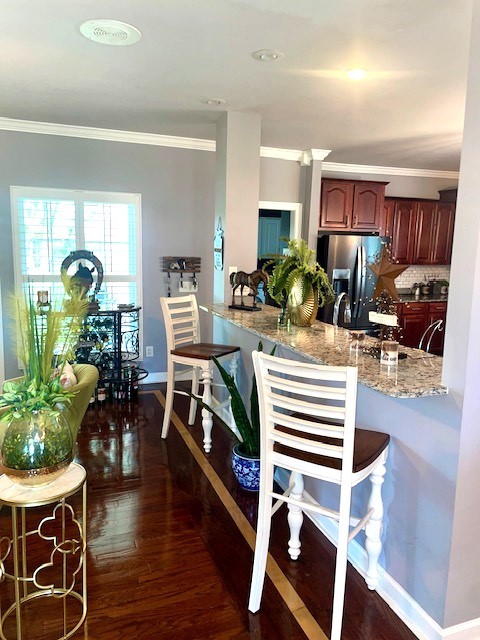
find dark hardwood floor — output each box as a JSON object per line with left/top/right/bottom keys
{"left": 0, "top": 386, "right": 418, "bottom": 639}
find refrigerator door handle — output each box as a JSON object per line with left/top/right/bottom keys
{"left": 353, "top": 246, "right": 362, "bottom": 319}
{"left": 357, "top": 246, "right": 367, "bottom": 318}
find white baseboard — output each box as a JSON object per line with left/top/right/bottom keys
{"left": 139, "top": 370, "right": 193, "bottom": 385}
{"left": 274, "top": 469, "right": 480, "bottom": 640}
{"left": 442, "top": 620, "right": 480, "bottom": 640}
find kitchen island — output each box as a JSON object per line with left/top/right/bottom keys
{"left": 204, "top": 303, "right": 447, "bottom": 398}
{"left": 203, "top": 302, "right": 460, "bottom": 635}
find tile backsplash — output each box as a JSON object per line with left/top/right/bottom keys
{"left": 395, "top": 265, "right": 450, "bottom": 289}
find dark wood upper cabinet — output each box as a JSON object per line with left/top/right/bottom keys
{"left": 431, "top": 203, "right": 455, "bottom": 264}
{"left": 351, "top": 184, "right": 385, "bottom": 229}
{"left": 390, "top": 200, "right": 416, "bottom": 264}
{"left": 387, "top": 198, "right": 455, "bottom": 265}
{"left": 380, "top": 199, "right": 395, "bottom": 238}
{"left": 319, "top": 180, "right": 353, "bottom": 229}
{"left": 413, "top": 201, "right": 437, "bottom": 264}
{"left": 319, "top": 179, "right": 387, "bottom": 231}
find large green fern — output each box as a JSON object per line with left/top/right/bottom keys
{"left": 265, "top": 238, "right": 334, "bottom": 308}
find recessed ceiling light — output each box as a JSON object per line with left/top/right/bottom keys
{"left": 79, "top": 19, "right": 142, "bottom": 46}
{"left": 201, "top": 97, "right": 226, "bottom": 106}
{"left": 252, "top": 49, "right": 285, "bottom": 62}
{"left": 347, "top": 68, "right": 367, "bottom": 80}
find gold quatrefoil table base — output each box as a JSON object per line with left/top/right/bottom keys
{"left": 0, "top": 463, "right": 87, "bottom": 640}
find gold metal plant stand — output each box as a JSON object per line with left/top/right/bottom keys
{"left": 0, "top": 463, "right": 87, "bottom": 640}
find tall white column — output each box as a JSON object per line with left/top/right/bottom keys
{"left": 301, "top": 149, "right": 331, "bottom": 250}
{"left": 214, "top": 112, "right": 261, "bottom": 304}
{"left": 442, "top": 0, "right": 480, "bottom": 627}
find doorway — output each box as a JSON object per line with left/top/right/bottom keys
{"left": 257, "top": 201, "right": 303, "bottom": 304}
{"left": 257, "top": 200, "right": 302, "bottom": 268}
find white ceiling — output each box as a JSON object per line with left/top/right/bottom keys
{"left": 0, "top": 0, "right": 473, "bottom": 171}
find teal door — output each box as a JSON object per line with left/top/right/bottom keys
{"left": 258, "top": 217, "right": 283, "bottom": 259}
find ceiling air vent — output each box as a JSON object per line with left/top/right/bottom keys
{"left": 79, "top": 20, "right": 142, "bottom": 46}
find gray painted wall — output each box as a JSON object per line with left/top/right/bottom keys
{"left": 259, "top": 156, "right": 303, "bottom": 203}
{"left": 0, "top": 130, "right": 216, "bottom": 379}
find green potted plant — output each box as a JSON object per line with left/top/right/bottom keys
{"left": 0, "top": 284, "right": 89, "bottom": 486}
{"left": 266, "top": 238, "right": 334, "bottom": 326}
{"left": 190, "top": 342, "right": 274, "bottom": 491}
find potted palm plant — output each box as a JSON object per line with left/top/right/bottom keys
{"left": 266, "top": 238, "right": 334, "bottom": 326}
{"left": 0, "top": 283, "right": 89, "bottom": 486}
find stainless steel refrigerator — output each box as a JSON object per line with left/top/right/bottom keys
{"left": 317, "top": 232, "right": 388, "bottom": 332}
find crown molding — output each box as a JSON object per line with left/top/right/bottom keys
{"left": 322, "top": 161, "right": 459, "bottom": 180}
{"left": 0, "top": 117, "right": 459, "bottom": 179}
{"left": 259, "top": 146, "right": 303, "bottom": 161}
{"left": 300, "top": 148, "right": 333, "bottom": 165}
{"left": 0, "top": 117, "right": 216, "bottom": 151}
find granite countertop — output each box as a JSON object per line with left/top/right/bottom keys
{"left": 397, "top": 294, "right": 448, "bottom": 303}
{"left": 204, "top": 303, "right": 448, "bottom": 399}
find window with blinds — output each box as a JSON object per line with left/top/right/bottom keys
{"left": 10, "top": 187, "right": 142, "bottom": 307}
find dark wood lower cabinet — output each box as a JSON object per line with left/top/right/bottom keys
{"left": 398, "top": 303, "right": 428, "bottom": 349}
{"left": 397, "top": 301, "right": 447, "bottom": 355}
{"left": 427, "top": 303, "right": 448, "bottom": 355}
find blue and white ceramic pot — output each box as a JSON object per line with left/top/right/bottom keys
{"left": 231, "top": 444, "right": 260, "bottom": 491}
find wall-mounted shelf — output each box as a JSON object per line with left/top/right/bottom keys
{"left": 162, "top": 256, "right": 201, "bottom": 296}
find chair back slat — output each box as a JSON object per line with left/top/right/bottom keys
{"left": 272, "top": 429, "right": 344, "bottom": 459}
{"left": 263, "top": 372, "right": 347, "bottom": 401}
{"left": 160, "top": 295, "right": 201, "bottom": 352}
{"left": 270, "top": 410, "right": 344, "bottom": 439}
{"left": 265, "top": 391, "right": 346, "bottom": 422}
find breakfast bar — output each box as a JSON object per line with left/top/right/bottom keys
{"left": 204, "top": 303, "right": 447, "bottom": 398}
{"left": 202, "top": 302, "right": 460, "bottom": 630}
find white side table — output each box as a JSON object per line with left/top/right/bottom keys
{"left": 0, "top": 463, "right": 87, "bottom": 640}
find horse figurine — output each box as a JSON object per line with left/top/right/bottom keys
{"left": 230, "top": 269, "right": 269, "bottom": 308}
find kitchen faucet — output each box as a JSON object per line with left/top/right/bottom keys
{"left": 333, "top": 292, "right": 352, "bottom": 327}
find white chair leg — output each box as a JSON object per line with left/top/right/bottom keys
{"left": 161, "top": 360, "right": 175, "bottom": 439}
{"left": 287, "top": 471, "right": 304, "bottom": 560}
{"left": 201, "top": 365, "right": 214, "bottom": 453}
{"left": 229, "top": 352, "right": 239, "bottom": 383}
{"left": 227, "top": 354, "right": 239, "bottom": 435}
{"left": 188, "top": 366, "right": 200, "bottom": 425}
{"left": 248, "top": 459, "right": 275, "bottom": 613}
{"left": 365, "top": 451, "right": 387, "bottom": 590}
{"left": 330, "top": 484, "right": 353, "bottom": 640}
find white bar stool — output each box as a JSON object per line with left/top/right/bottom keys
{"left": 160, "top": 295, "right": 240, "bottom": 453}
{"left": 248, "top": 351, "right": 390, "bottom": 640}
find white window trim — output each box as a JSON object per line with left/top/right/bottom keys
{"left": 10, "top": 185, "right": 143, "bottom": 351}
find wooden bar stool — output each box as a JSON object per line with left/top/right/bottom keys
{"left": 160, "top": 295, "right": 240, "bottom": 452}
{"left": 248, "top": 351, "right": 390, "bottom": 640}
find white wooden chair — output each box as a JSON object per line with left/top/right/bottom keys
{"left": 248, "top": 351, "right": 390, "bottom": 640}
{"left": 160, "top": 295, "right": 240, "bottom": 453}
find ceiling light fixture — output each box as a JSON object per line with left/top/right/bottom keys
{"left": 347, "top": 68, "right": 367, "bottom": 80}
{"left": 201, "top": 97, "right": 226, "bottom": 106}
{"left": 79, "top": 19, "right": 142, "bottom": 46}
{"left": 252, "top": 49, "right": 284, "bottom": 62}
